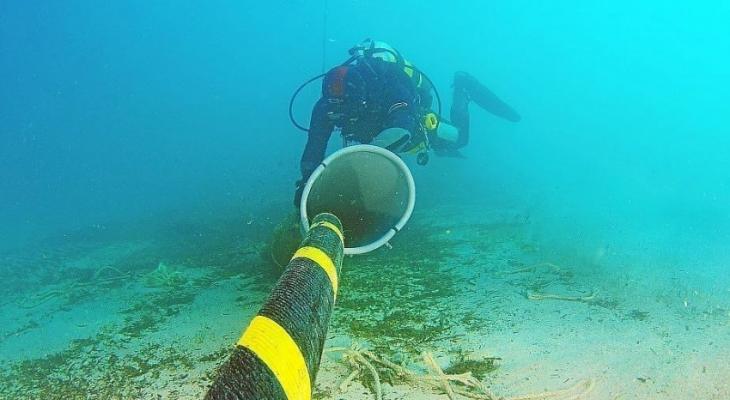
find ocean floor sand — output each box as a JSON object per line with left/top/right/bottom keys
{"left": 1, "top": 205, "right": 728, "bottom": 399}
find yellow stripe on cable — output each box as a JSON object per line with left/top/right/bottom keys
{"left": 291, "top": 246, "right": 339, "bottom": 299}
{"left": 311, "top": 221, "right": 344, "bottom": 244}
{"left": 238, "top": 316, "right": 311, "bottom": 400}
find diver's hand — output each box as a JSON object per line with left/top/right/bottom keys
{"left": 293, "top": 179, "right": 305, "bottom": 208}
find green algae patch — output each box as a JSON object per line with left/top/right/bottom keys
{"left": 445, "top": 351, "right": 501, "bottom": 380}
{"left": 120, "top": 288, "right": 197, "bottom": 337}
{"left": 331, "top": 221, "right": 485, "bottom": 357}
{"left": 0, "top": 209, "right": 290, "bottom": 399}
{"left": 0, "top": 328, "right": 205, "bottom": 399}
{"left": 626, "top": 309, "right": 650, "bottom": 321}
{"left": 198, "top": 346, "right": 231, "bottom": 363}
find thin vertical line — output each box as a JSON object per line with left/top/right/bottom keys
{"left": 321, "top": 0, "right": 328, "bottom": 73}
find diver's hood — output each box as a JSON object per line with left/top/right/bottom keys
{"left": 349, "top": 38, "right": 403, "bottom": 64}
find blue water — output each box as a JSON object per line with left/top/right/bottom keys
{"left": 2, "top": 1, "right": 730, "bottom": 397}
{"left": 4, "top": 1, "right": 729, "bottom": 260}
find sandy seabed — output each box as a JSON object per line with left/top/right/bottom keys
{"left": 1, "top": 204, "right": 728, "bottom": 400}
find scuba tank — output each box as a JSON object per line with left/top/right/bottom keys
{"left": 422, "top": 112, "right": 459, "bottom": 144}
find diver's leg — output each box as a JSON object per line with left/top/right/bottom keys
{"left": 451, "top": 72, "right": 471, "bottom": 148}
{"left": 454, "top": 71, "right": 521, "bottom": 123}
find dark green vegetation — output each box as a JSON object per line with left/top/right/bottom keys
{"left": 445, "top": 350, "right": 501, "bottom": 380}
{"left": 0, "top": 329, "right": 205, "bottom": 400}
{"left": 268, "top": 212, "right": 303, "bottom": 267}
{"left": 120, "top": 289, "right": 197, "bottom": 337}
{"left": 331, "top": 221, "right": 487, "bottom": 357}
{"left": 0, "top": 209, "right": 532, "bottom": 397}
{"left": 0, "top": 209, "right": 281, "bottom": 398}
{"left": 1, "top": 281, "right": 234, "bottom": 399}
{"left": 626, "top": 309, "right": 650, "bottom": 321}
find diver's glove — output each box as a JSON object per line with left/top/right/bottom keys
{"left": 293, "top": 179, "right": 305, "bottom": 208}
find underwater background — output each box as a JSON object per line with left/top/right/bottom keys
{"left": 2, "top": 1, "right": 729, "bottom": 399}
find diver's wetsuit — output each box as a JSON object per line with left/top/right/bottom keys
{"left": 295, "top": 57, "right": 520, "bottom": 205}
{"left": 299, "top": 58, "right": 426, "bottom": 182}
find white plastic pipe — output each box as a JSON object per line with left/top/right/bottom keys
{"left": 299, "top": 145, "right": 416, "bottom": 255}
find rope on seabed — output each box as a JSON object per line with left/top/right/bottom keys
{"left": 502, "top": 262, "right": 566, "bottom": 276}
{"left": 527, "top": 289, "right": 599, "bottom": 303}
{"left": 501, "top": 262, "right": 601, "bottom": 304}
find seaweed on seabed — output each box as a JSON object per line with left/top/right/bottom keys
{"left": 331, "top": 221, "right": 484, "bottom": 357}
{"left": 625, "top": 309, "right": 650, "bottom": 321}
{"left": 121, "top": 262, "right": 197, "bottom": 337}
{"left": 0, "top": 331, "right": 200, "bottom": 400}
{"left": 444, "top": 350, "right": 501, "bottom": 380}
{"left": 143, "top": 261, "right": 188, "bottom": 288}
{"left": 18, "top": 265, "right": 131, "bottom": 309}
{"left": 120, "top": 288, "right": 197, "bottom": 336}
{"left": 322, "top": 222, "right": 600, "bottom": 400}
{"left": 327, "top": 344, "right": 596, "bottom": 400}
{"left": 329, "top": 344, "right": 499, "bottom": 400}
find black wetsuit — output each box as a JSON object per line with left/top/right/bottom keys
{"left": 299, "top": 58, "right": 426, "bottom": 182}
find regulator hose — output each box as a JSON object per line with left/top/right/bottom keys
{"left": 289, "top": 73, "right": 327, "bottom": 132}
{"left": 289, "top": 55, "right": 358, "bottom": 132}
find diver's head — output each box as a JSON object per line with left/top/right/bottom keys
{"left": 349, "top": 39, "right": 403, "bottom": 64}
{"left": 322, "top": 65, "right": 366, "bottom": 105}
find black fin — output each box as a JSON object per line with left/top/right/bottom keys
{"left": 455, "top": 72, "right": 521, "bottom": 122}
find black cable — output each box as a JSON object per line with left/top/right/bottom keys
{"left": 321, "top": 0, "right": 328, "bottom": 73}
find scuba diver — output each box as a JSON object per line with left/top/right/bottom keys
{"left": 291, "top": 39, "right": 521, "bottom": 206}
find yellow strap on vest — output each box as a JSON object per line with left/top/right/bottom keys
{"left": 238, "top": 316, "right": 311, "bottom": 400}
{"left": 311, "top": 220, "right": 344, "bottom": 244}
{"left": 291, "top": 246, "right": 339, "bottom": 299}
{"left": 403, "top": 60, "right": 423, "bottom": 88}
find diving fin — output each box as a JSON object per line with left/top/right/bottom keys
{"left": 454, "top": 72, "right": 521, "bottom": 122}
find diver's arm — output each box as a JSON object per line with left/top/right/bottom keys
{"left": 300, "top": 98, "right": 335, "bottom": 179}
{"left": 295, "top": 98, "right": 334, "bottom": 206}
